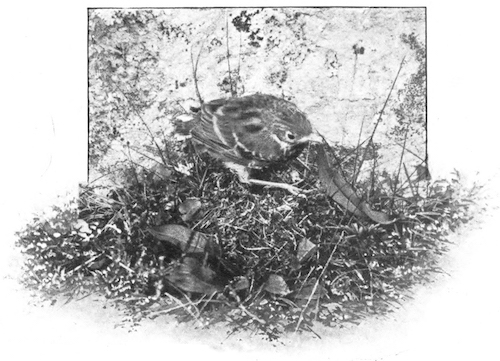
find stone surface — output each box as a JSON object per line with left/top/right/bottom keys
{"left": 90, "top": 8, "right": 426, "bottom": 178}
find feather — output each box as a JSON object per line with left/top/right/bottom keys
{"left": 176, "top": 93, "right": 319, "bottom": 192}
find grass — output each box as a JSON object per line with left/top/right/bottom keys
{"left": 16, "top": 9, "right": 470, "bottom": 342}
{"left": 15, "top": 137, "right": 480, "bottom": 341}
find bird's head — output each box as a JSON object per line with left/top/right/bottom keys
{"left": 270, "top": 108, "right": 322, "bottom": 149}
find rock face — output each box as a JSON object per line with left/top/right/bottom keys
{"left": 90, "top": 8, "right": 426, "bottom": 178}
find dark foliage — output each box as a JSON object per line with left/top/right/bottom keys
{"left": 16, "top": 136, "right": 479, "bottom": 340}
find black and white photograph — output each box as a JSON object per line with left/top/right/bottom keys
{"left": 2, "top": 2, "right": 499, "bottom": 361}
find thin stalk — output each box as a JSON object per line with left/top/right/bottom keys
{"left": 352, "top": 115, "right": 367, "bottom": 183}
{"left": 391, "top": 123, "right": 410, "bottom": 208}
{"left": 191, "top": 39, "right": 206, "bottom": 104}
{"left": 225, "top": 11, "right": 236, "bottom": 97}
{"left": 403, "top": 163, "right": 417, "bottom": 197}
{"left": 114, "top": 85, "right": 167, "bottom": 165}
{"left": 295, "top": 233, "right": 343, "bottom": 333}
{"left": 352, "top": 55, "right": 406, "bottom": 184}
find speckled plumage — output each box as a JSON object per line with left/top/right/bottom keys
{"left": 179, "top": 93, "right": 321, "bottom": 193}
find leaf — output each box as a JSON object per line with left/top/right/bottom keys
{"left": 264, "top": 274, "right": 290, "bottom": 296}
{"left": 231, "top": 276, "right": 250, "bottom": 291}
{"left": 358, "top": 202, "right": 393, "bottom": 225}
{"left": 148, "top": 164, "right": 172, "bottom": 182}
{"left": 316, "top": 145, "right": 392, "bottom": 224}
{"left": 292, "top": 278, "right": 327, "bottom": 301}
{"left": 297, "top": 238, "right": 317, "bottom": 263}
{"left": 165, "top": 257, "right": 224, "bottom": 294}
{"left": 87, "top": 257, "right": 110, "bottom": 271}
{"left": 73, "top": 219, "right": 92, "bottom": 234}
{"left": 148, "top": 224, "right": 219, "bottom": 256}
{"left": 178, "top": 198, "right": 202, "bottom": 222}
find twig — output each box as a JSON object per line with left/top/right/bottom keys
{"left": 352, "top": 115, "right": 367, "bottom": 183}
{"left": 125, "top": 143, "right": 164, "bottom": 166}
{"left": 164, "top": 293, "right": 205, "bottom": 327}
{"left": 391, "top": 122, "right": 410, "bottom": 208}
{"left": 403, "top": 163, "right": 417, "bottom": 197}
{"left": 66, "top": 251, "right": 105, "bottom": 276}
{"left": 125, "top": 143, "right": 141, "bottom": 186}
{"left": 393, "top": 140, "right": 425, "bottom": 161}
{"left": 191, "top": 35, "right": 210, "bottom": 104}
{"left": 197, "top": 292, "right": 219, "bottom": 314}
{"left": 105, "top": 254, "right": 135, "bottom": 274}
{"left": 352, "top": 55, "right": 406, "bottom": 184}
{"left": 113, "top": 85, "right": 168, "bottom": 165}
{"left": 239, "top": 304, "right": 266, "bottom": 324}
{"left": 190, "top": 12, "right": 225, "bottom": 103}
{"left": 238, "top": 30, "right": 242, "bottom": 81}
{"left": 225, "top": 11, "right": 236, "bottom": 97}
{"left": 295, "top": 232, "right": 344, "bottom": 332}
{"left": 197, "top": 166, "right": 209, "bottom": 195}
{"left": 306, "top": 325, "right": 322, "bottom": 339}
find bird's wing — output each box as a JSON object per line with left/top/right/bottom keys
{"left": 191, "top": 95, "right": 303, "bottom": 166}
{"left": 189, "top": 99, "right": 249, "bottom": 165}
{"left": 203, "top": 97, "right": 273, "bottom": 154}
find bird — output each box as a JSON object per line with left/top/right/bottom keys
{"left": 176, "top": 93, "right": 322, "bottom": 194}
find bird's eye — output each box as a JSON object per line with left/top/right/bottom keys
{"left": 285, "top": 131, "right": 296, "bottom": 141}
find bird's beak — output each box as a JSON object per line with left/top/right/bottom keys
{"left": 301, "top": 132, "right": 323, "bottom": 144}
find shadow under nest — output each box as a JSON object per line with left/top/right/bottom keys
{"left": 18, "top": 138, "right": 472, "bottom": 341}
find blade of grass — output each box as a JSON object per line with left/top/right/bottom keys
{"left": 403, "top": 163, "right": 417, "bottom": 197}
{"left": 113, "top": 85, "right": 168, "bottom": 166}
{"left": 295, "top": 232, "right": 344, "bottom": 332}
{"left": 353, "top": 55, "right": 406, "bottom": 184}
{"left": 352, "top": 115, "right": 367, "bottom": 183}
{"left": 225, "top": 11, "right": 236, "bottom": 97}
{"left": 390, "top": 122, "right": 410, "bottom": 208}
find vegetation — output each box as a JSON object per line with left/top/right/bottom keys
{"left": 15, "top": 9, "right": 480, "bottom": 342}
{"left": 16, "top": 141, "right": 479, "bottom": 341}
